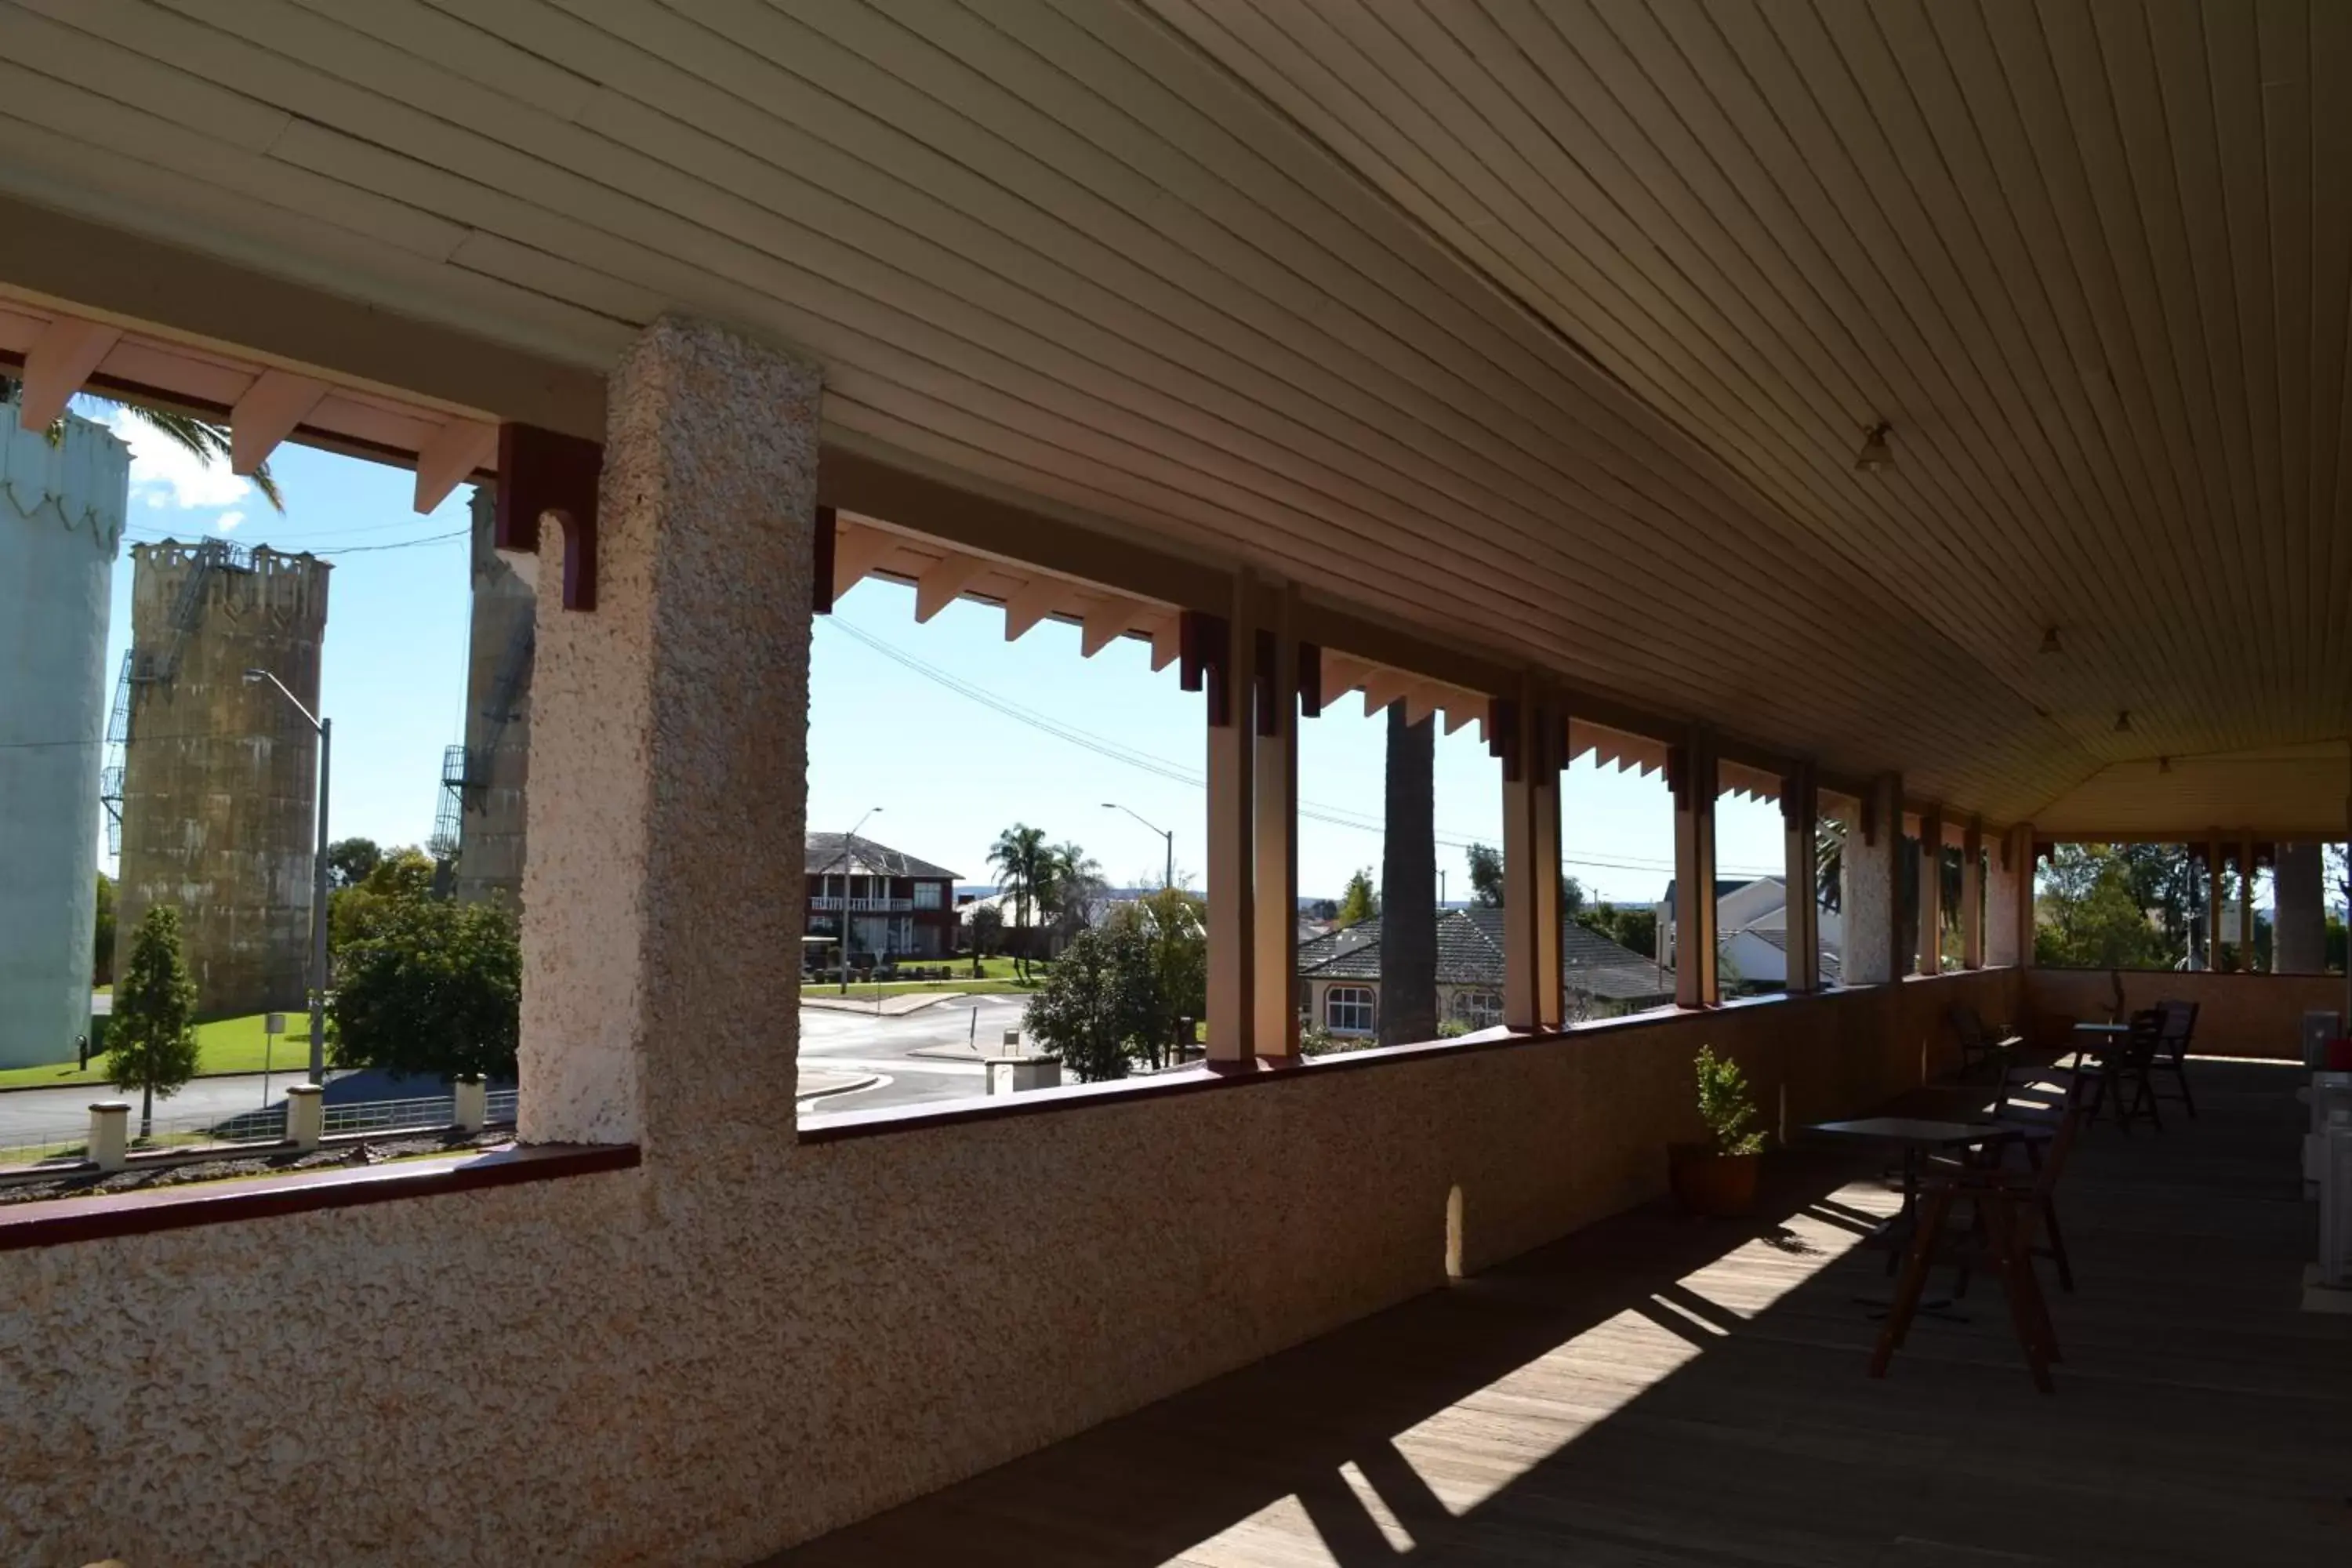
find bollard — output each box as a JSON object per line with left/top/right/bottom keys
{"left": 86, "top": 1102, "right": 129, "bottom": 1173}
{"left": 285, "top": 1083, "right": 324, "bottom": 1151}
{"left": 452, "top": 1075, "right": 487, "bottom": 1133}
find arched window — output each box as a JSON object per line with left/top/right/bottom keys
{"left": 1325, "top": 985, "right": 1376, "bottom": 1035}
{"left": 1450, "top": 989, "right": 1504, "bottom": 1029}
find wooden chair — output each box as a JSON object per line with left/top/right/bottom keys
{"left": 2145, "top": 998, "right": 2200, "bottom": 1119}
{"left": 1950, "top": 1004, "right": 2024, "bottom": 1082}
{"left": 1872, "top": 1074, "right": 2089, "bottom": 1393}
{"left": 2105, "top": 1007, "right": 2168, "bottom": 1134}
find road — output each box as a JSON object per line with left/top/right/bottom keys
{"left": 797, "top": 994, "right": 1031, "bottom": 1115}
{"left": 0, "top": 995, "right": 1031, "bottom": 1146}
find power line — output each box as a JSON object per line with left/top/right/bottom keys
{"left": 817, "top": 618, "right": 1779, "bottom": 880}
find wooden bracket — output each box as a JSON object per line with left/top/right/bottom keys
{"left": 495, "top": 422, "right": 603, "bottom": 612}
{"left": 811, "top": 505, "right": 837, "bottom": 614}
{"left": 1180, "top": 610, "right": 1231, "bottom": 728}
{"left": 1297, "top": 642, "right": 1322, "bottom": 719}
{"left": 1489, "top": 696, "right": 1522, "bottom": 782}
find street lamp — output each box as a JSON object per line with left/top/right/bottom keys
{"left": 244, "top": 666, "right": 330, "bottom": 1083}
{"left": 831, "top": 806, "right": 882, "bottom": 994}
{"left": 1102, "top": 803, "right": 1178, "bottom": 1065}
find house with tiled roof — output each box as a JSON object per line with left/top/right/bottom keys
{"left": 804, "top": 833, "right": 963, "bottom": 959}
{"left": 1296, "top": 907, "right": 1673, "bottom": 1038}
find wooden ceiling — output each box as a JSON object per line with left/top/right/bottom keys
{"left": 0, "top": 1, "right": 2341, "bottom": 832}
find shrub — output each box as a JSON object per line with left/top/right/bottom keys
{"left": 332, "top": 895, "right": 520, "bottom": 1081}
{"left": 1694, "top": 1045, "right": 1764, "bottom": 1156}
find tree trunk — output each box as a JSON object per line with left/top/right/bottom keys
{"left": 140, "top": 1082, "right": 152, "bottom": 1142}
{"left": 2274, "top": 842, "right": 2325, "bottom": 973}
{"left": 1380, "top": 705, "right": 1438, "bottom": 1046}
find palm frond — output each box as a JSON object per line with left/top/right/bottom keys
{"left": 2, "top": 380, "right": 285, "bottom": 511}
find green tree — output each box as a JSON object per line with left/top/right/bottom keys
{"left": 1044, "top": 840, "right": 1106, "bottom": 940}
{"left": 332, "top": 895, "right": 521, "bottom": 1080}
{"left": 111, "top": 906, "right": 201, "bottom": 1138}
{"left": 1024, "top": 925, "right": 1156, "bottom": 1082}
{"left": 92, "top": 873, "right": 116, "bottom": 986}
{"left": 329, "top": 844, "right": 437, "bottom": 954}
{"left": 326, "top": 836, "right": 385, "bottom": 889}
{"left": 1466, "top": 843, "right": 1505, "bottom": 907}
{"left": 1560, "top": 873, "right": 1586, "bottom": 918}
{"left": 1108, "top": 884, "right": 1206, "bottom": 1067}
{"left": 1337, "top": 868, "right": 1380, "bottom": 927}
{"left": 1379, "top": 705, "right": 1438, "bottom": 1047}
{"left": 2034, "top": 844, "right": 2168, "bottom": 970}
{"left": 968, "top": 904, "right": 1004, "bottom": 958}
{"left": 1577, "top": 902, "right": 1658, "bottom": 960}
{"left": 988, "top": 823, "right": 1051, "bottom": 980}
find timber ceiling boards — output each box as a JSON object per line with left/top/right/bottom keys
{"left": 0, "top": 2, "right": 2336, "bottom": 828}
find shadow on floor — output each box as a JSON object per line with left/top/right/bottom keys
{"left": 762, "top": 1062, "right": 2349, "bottom": 1566}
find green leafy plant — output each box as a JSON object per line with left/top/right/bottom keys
{"left": 332, "top": 895, "right": 520, "bottom": 1081}
{"left": 1022, "top": 925, "right": 1156, "bottom": 1083}
{"left": 1694, "top": 1045, "right": 1764, "bottom": 1157}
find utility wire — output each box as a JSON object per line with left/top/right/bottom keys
{"left": 818, "top": 617, "right": 1780, "bottom": 880}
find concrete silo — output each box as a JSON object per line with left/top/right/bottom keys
{"left": 114, "top": 542, "right": 330, "bottom": 1019}
{"left": 434, "top": 485, "right": 533, "bottom": 910}
{"left": 0, "top": 404, "right": 129, "bottom": 1068}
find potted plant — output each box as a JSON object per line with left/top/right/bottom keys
{"left": 1668, "top": 1045, "right": 1766, "bottom": 1217}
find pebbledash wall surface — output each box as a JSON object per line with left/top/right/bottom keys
{"left": 0, "top": 969, "right": 2014, "bottom": 1566}
{"left": 0, "top": 403, "right": 128, "bottom": 1069}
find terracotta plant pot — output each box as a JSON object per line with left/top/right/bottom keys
{"left": 1668, "top": 1143, "right": 1761, "bottom": 1218}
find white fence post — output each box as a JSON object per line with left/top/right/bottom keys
{"left": 87, "top": 1102, "right": 129, "bottom": 1172}
{"left": 452, "top": 1076, "right": 487, "bottom": 1133}
{"left": 285, "top": 1084, "right": 324, "bottom": 1151}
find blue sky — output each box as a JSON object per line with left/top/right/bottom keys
{"left": 99, "top": 421, "right": 1793, "bottom": 904}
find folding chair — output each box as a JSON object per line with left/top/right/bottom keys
{"left": 2145, "top": 998, "right": 2199, "bottom": 1120}
{"left": 1950, "top": 1004, "right": 2024, "bottom": 1083}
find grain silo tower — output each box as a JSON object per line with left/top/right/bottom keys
{"left": 0, "top": 401, "right": 129, "bottom": 1068}
{"left": 431, "top": 485, "right": 533, "bottom": 910}
{"left": 114, "top": 542, "right": 330, "bottom": 1018}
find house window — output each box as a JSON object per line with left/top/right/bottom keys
{"left": 1325, "top": 985, "right": 1375, "bottom": 1035}
{"left": 913, "top": 881, "right": 942, "bottom": 909}
{"left": 1450, "top": 989, "right": 1503, "bottom": 1028}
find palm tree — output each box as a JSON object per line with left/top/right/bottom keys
{"left": 988, "top": 823, "right": 1050, "bottom": 979}
{"left": 1378, "top": 704, "right": 1437, "bottom": 1045}
{"left": 3, "top": 378, "right": 284, "bottom": 510}
{"left": 1045, "top": 841, "right": 1106, "bottom": 941}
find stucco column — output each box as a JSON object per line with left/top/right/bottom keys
{"left": 519, "top": 315, "right": 821, "bottom": 1153}
{"left": 2275, "top": 842, "right": 2326, "bottom": 973}
{"left": 1842, "top": 774, "right": 1904, "bottom": 985}
{"left": 1985, "top": 826, "right": 2024, "bottom": 967}
{"left": 1780, "top": 764, "right": 1820, "bottom": 993}
{"left": 1250, "top": 593, "right": 1298, "bottom": 1059}
{"left": 1670, "top": 730, "right": 1719, "bottom": 1007}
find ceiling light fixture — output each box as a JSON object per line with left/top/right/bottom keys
{"left": 2039, "top": 626, "right": 2063, "bottom": 655}
{"left": 1854, "top": 421, "right": 1894, "bottom": 472}
{"left": 2114, "top": 709, "right": 2132, "bottom": 734}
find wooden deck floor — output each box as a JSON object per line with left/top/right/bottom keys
{"left": 765, "top": 1062, "right": 2350, "bottom": 1566}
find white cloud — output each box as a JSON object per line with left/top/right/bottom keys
{"left": 214, "top": 510, "right": 245, "bottom": 532}
{"left": 106, "top": 408, "right": 252, "bottom": 512}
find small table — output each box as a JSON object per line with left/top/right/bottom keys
{"left": 2070, "top": 1022, "right": 2142, "bottom": 1128}
{"left": 1808, "top": 1116, "right": 2014, "bottom": 1316}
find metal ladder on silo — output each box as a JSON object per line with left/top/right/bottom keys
{"left": 427, "top": 618, "right": 533, "bottom": 888}
{"left": 98, "top": 539, "right": 250, "bottom": 852}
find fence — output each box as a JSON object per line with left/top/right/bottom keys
{"left": 0, "top": 1087, "right": 524, "bottom": 1174}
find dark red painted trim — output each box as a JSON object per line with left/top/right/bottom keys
{"left": 811, "top": 504, "right": 837, "bottom": 614}
{"left": 0, "top": 1142, "right": 639, "bottom": 1253}
{"left": 495, "top": 421, "right": 603, "bottom": 611}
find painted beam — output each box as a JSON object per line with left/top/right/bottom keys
{"left": 412, "top": 417, "right": 498, "bottom": 514}
{"left": 230, "top": 369, "right": 329, "bottom": 474}
{"left": 1001, "top": 575, "right": 1063, "bottom": 641}
{"left": 828, "top": 524, "right": 898, "bottom": 604}
{"left": 1080, "top": 597, "right": 1142, "bottom": 657}
{"left": 16, "top": 315, "right": 119, "bottom": 430}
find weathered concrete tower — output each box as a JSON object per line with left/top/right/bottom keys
{"left": 0, "top": 403, "right": 129, "bottom": 1068}
{"left": 452, "top": 484, "right": 533, "bottom": 909}
{"left": 115, "top": 542, "right": 330, "bottom": 1018}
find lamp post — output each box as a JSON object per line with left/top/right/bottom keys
{"left": 831, "top": 805, "right": 882, "bottom": 994}
{"left": 243, "top": 667, "right": 329, "bottom": 1082}
{"left": 1103, "top": 803, "right": 1177, "bottom": 1063}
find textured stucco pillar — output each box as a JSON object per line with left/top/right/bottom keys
{"left": 2277, "top": 843, "right": 2326, "bottom": 973}
{"left": 1842, "top": 774, "right": 1904, "bottom": 985}
{"left": 1960, "top": 821, "right": 1984, "bottom": 969}
{"left": 285, "top": 1084, "right": 322, "bottom": 1151}
{"left": 86, "top": 1102, "right": 128, "bottom": 1172}
{"left": 1915, "top": 807, "right": 1944, "bottom": 976}
{"left": 520, "top": 316, "right": 820, "bottom": 1153}
{"left": 1985, "top": 826, "right": 2027, "bottom": 967}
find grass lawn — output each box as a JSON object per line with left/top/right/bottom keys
{"left": 801, "top": 977, "right": 1039, "bottom": 1000}
{"left": 0, "top": 1012, "right": 316, "bottom": 1091}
